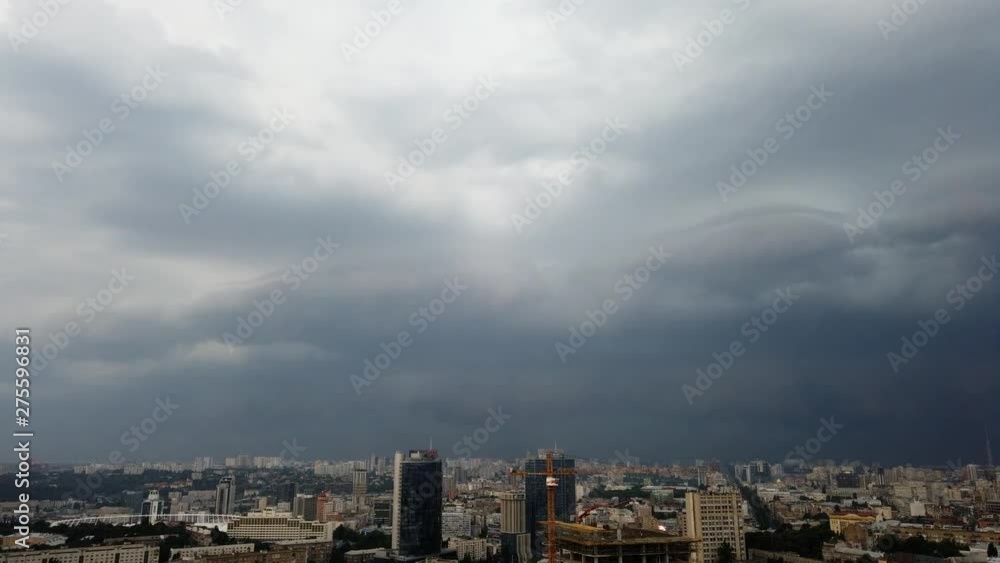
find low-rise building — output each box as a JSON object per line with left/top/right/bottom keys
{"left": 171, "top": 544, "right": 256, "bottom": 560}
{"left": 0, "top": 544, "right": 157, "bottom": 563}
{"left": 451, "top": 538, "right": 487, "bottom": 562}
{"left": 228, "top": 510, "right": 337, "bottom": 541}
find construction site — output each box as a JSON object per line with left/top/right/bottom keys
{"left": 553, "top": 522, "right": 698, "bottom": 563}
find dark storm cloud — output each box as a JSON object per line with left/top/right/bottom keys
{"left": 1, "top": 0, "right": 998, "bottom": 466}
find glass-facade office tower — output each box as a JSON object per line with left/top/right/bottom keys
{"left": 524, "top": 451, "right": 575, "bottom": 556}
{"left": 392, "top": 450, "right": 442, "bottom": 557}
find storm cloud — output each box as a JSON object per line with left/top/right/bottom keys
{"left": 1, "top": 0, "right": 998, "bottom": 466}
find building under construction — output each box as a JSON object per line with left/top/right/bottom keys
{"left": 553, "top": 522, "right": 698, "bottom": 563}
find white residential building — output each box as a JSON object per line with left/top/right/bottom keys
{"left": 685, "top": 489, "right": 746, "bottom": 563}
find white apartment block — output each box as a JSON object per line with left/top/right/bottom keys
{"left": 442, "top": 511, "right": 473, "bottom": 538}
{"left": 227, "top": 510, "right": 336, "bottom": 541}
{"left": 170, "top": 545, "right": 255, "bottom": 560}
{"left": 451, "top": 538, "right": 487, "bottom": 562}
{"left": 0, "top": 544, "right": 157, "bottom": 563}
{"left": 685, "top": 490, "right": 746, "bottom": 563}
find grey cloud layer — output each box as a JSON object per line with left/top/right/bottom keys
{"left": 1, "top": 0, "right": 998, "bottom": 464}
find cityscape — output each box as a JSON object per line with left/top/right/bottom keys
{"left": 2, "top": 448, "right": 1000, "bottom": 563}
{"left": 3, "top": 2, "right": 1000, "bottom": 563}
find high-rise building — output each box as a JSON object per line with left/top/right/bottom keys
{"left": 353, "top": 466, "right": 368, "bottom": 508}
{"left": 216, "top": 476, "right": 237, "bottom": 515}
{"left": 293, "top": 494, "right": 318, "bottom": 521}
{"left": 391, "top": 450, "right": 442, "bottom": 557}
{"left": 140, "top": 490, "right": 162, "bottom": 524}
{"left": 524, "top": 451, "right": 575, "bottom": 556}
{"left": 499, "top": 492, "right": 526, "bottom": 534}
{"left": 685, "top": 489, "right": 746, "bottom": 563}
{"left": 499, "top": 492, "right": 530, "bottom": 563}
{"left": 316, "top": 492, "right": 330, "bottom": 522}
{"left": 372, "top": 496, "right": 393, "bottom": 528}
{"left": 280, "top": 482, "right": 299, "bottom": 504}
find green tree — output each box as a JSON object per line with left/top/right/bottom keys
{"left": 718, "top": 541, "right": 736, "bottom": 563}
{"left": 987, "top": 543, "right": 997, "bottom": 558}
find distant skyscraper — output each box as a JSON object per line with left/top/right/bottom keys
{"left": 353, "top": 466, "right": 368, "bottom": 508}
{"left": 141, "top": 490, "right": 162, "bottom": 524}
{"left": 280, "top": 482, "right": 299, "bottom": 504}
{"left": 215, "top": 476, "right": 236, "bottom": 515}
{"left": 391, "top": 450, "right": 442, "bottom": 557}
{"left": 524, "top": 451, "right": 575, "bottom": 556}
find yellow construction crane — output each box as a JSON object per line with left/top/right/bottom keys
{"left": 510, "top": 451, "right": 576, "bottom": 563}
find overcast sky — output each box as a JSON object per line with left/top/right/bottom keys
{"left": 1, "top": 0, "right": 998, "bottom": 466}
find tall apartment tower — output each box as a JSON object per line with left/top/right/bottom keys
{"left": 499, "top": 492, "right": 531, "bottom": 563}
{"left": 685, "top": 490, "right": 746, "bottom": 563}
{"left": 141, "top": 490, "right": 162, "bottom": 524}
{"left": 215, "top": 476, "right": 236, "bottom": 515}
{"left": 317, "top": 492, "right": 331, "bottom": 522}
{"left": 391, "top": 450, "right": 442, "bottom": 557}
{"left": 353, "top": 466, "right": 369, "bottom": 508}
{"left": 293, "top": 494, "right": 318, "bottom": 521}
{"left": 524, "top": 450, "right": 575, "bottom": 556}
